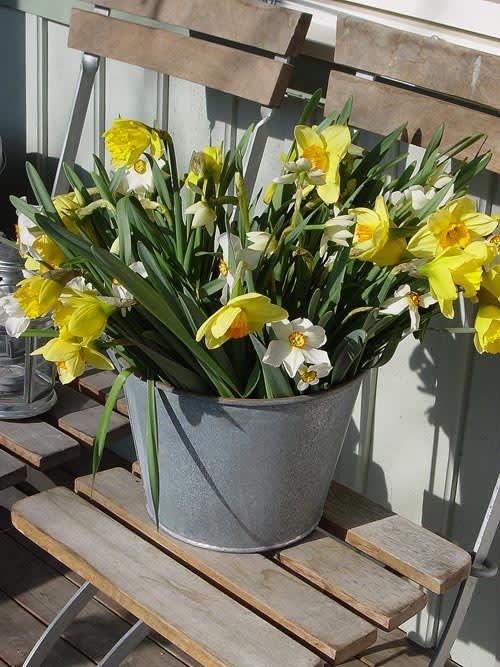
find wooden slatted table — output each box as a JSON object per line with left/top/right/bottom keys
{"left": 4, "top": 371, "right": 468, "bottom": 666}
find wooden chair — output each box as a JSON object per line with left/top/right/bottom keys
{"left": 325, "top": 15, "right": 500, "bottom": 667}
{"left": 52, "top": 0, "right": 311, "bottom": 195}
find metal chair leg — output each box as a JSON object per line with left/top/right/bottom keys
{"left": 97, "top": 621, "right": 151, "bottom": 667}
{"left": 22, "top": 581, "right": 97, "bottom": 667}
{"left": 429, "top": 471, "right": 500, "bottom": 667}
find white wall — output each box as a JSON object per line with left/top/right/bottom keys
{"left": 1, "top": 2, "right": 499, "bottom": 665}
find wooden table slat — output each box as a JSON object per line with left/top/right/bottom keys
{"left": 12, "top": 487, "right": 324, "bottom": 667}
{"left": 0, "top": 448, "right": 26, "bottom": 490}
{"left": 77, "top": 370, "right": 129, "bottom": 416}
{"left": 0, "top": 419, "right": 80, "bottom": 470}
{"left": 75, "top": 468, "right": 377, "bottom": 663}
{"left": 323, "top": 482, "right": 471, "bottom": 594}
{"left": 48, "top": 385, "right": 130, "bottom": 446}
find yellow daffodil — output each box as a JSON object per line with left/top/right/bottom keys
{"left": 15, "top": 275, "right": 65, "bottom": 318}
{"left": 196, "top": 293, "right": 288, "bottom": 349}
{"left": 294, "top": 124, "right": 350, "bottom": 204}
{"left": 407, "top": 196, "right": 497, "bottom": 258}
{"left": 32, "top": 335, "right": 114, "bottom": 384}
{"left": 480, "top": 265, "right": 500, "bottom": 305}
{"left": 350, "top": 196, "right": 406, "bottom": 266}
{"left": 417, "top": 241, "right": 494, "bottom": 318}
{"left": 54, "top": 291, "right": 117, "bottom": 344}
{"left": 474, "top": 305, "right": 500, "bottom": 354}
{"left": 103, "top": 119, "right": 162, "bottom": 168}
{"left": 186, "top": 146, "right": 222, "bottom": 190}
{"left": 31, "top": 234, "right": 66, "bottom": 268}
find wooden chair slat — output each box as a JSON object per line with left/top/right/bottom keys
{"left": 68, "top": 10, "right": 293, "bottom": 107}
{"left": 75, "top": 468, "right": 377, "bottom": 664}
{"left": 78, "top": 371, "right": 128, "bottom": 416}
{"left": 0, "top": 419, "right": 79, "bottom": 470}
{"left": 335, "top": 16, "right": 500, "bottom": 111}
{"left": 323, "top": 482, "right": 471, "bottom": 595}
{"left": 273, "top": 529, "right": 426, "bottom": 631}
{"left": 326, "top": 71, "right": 500, "bottom": 173}
{"left": 47, "top": 385, "right": 130, "bottom": 447}
{"left": 12, "top": 488, "right": 324, "bottom": 667}
{"left": 94, "top": 0, "right": 311, "bottom": 57}
{"left": 0, "top": 449, "right": 26, "bottom": 490}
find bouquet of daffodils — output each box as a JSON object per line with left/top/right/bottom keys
{"left": 5, "top": 92, "right": 500, "bottom": 405}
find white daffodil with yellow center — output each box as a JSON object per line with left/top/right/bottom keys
{"left": 118, "top": 154, "right": 165, "bottom": 195}
{"left": 295, "top": 362, "right": 332, "bottom": 392}
{"left": 0, "top": 293, "right": 30, "bottom": 338}
{"left": 273, "top": 157, "right": 326, "bottom": 188}
{"left": 246, "top": 231, "right": 277, "bottom": 256}
{"left": 185, "top": 200, "right": 217, "bottom": 236}
{"left": 263, "top": 318, "right": 330, "bottom": 378}
{"left": 379, "top": 284, "right": 437, "bottom": 332}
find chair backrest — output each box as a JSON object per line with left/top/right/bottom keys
{"left": 68, "top": 0, "right": 311, "bottom": 108}
{"left": 326, "top": 15, "right": 500, "bottom": 173}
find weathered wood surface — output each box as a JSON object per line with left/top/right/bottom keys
{"left": 78, "top": 370, "right": 128, "bottom": 416}
{"left": 94, "top": 0, "right": 311, "bottom": 57}
{"left": 0, "top": 532, "right": 187, "bottom": 667}
{"left": 75, "top": 468, "right": 376, "bottom": 663}
{"left": 68, "top": 10, "right": 293, "bottom": 107}
{"left": 0, "top": 449, "right": 26, "bottom": 491}
{"left": 47, "top": 385, "right": 130, "bottom": 446}
{"left": 0, "top": 419, "right": 79, "bottom": 470}
{"left": 274, "top": 529, "right": 426, "bottom": 630}
{"left": 12, "top": 487, "right": 325, "bottom": 667}
{"left": 326, "top": 71, "right": 500, "bottom": 173}
{"left": 0, "top": 589, "right": 93, "bottom": 667}
{"left": 334, "top": 15, "right": 500, "bottom": 110}
{"left": 323, "top": 482, "right": 471, "bottom": 595}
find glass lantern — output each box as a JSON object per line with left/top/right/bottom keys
{"left": 0, "top": 242, "right": 57, "bottom": 419}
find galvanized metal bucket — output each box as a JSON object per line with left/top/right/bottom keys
{"left": 125, "top": 373, "right": 363, "bottom": 552}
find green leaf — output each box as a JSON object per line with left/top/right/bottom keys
{"left": 146, "top": 378, "right": 160, "bottom": 529}
{"left": 298, "top": 89, "right": 323, "bottom": 125}
{"left": 115, "top": 197, "right": 134, "bottom": 264}
{"left": 243, "top": 361, "right": 261, "bottom": 398}
{"left": 9, "top": 195, "right": 40, "bottom": 224}
{"left": 26, "top": 162, "right": 59, "bottom": 216}
{"left": 330, "top": 329, "right": 367, "bottom": 383}
{"left": 92, "top": 367, "right": 134, "bottom": 483}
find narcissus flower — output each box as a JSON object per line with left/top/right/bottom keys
{"left": 0, "top": 293, "right": 30, "bottom": 337}
{"left": 379, "top": 284, "right": 437, "bottom": 331}
{"left": 246, "top": 231, "right": 277, "bottom": 256}
{"left": 15, "top": 275, "right": 65, "bottom": 319}
{"left": 32, "top": 336, "right": 114, "bottom": 384}
{"left": 196, "top": 293, "right": 288, "bottom": 349}
{"left": 295, "top": 362, "right": 332, "bottom": 392}
{"left": 407, "top": 196, "right": 497, "bottom": 258}
{"left": 294, "top": 124, "right": 351, "bottom": 204}
{"left": 217, "top": 233, "right": 259, "bottom": 304}
{"left": 186, "top": 146, "right": 222, "bottom": 190}
{"left": 185, "top": 200, "right": 217, "bottom": 236}
{"left": 263, "top": 318, "right": 330, "bottom": 378}
{"left": 103, "top": 119, "right": 162, "bottom": 168}
{"left": 474, "top": 305, "right": 500, "bottom": 354}
{"left": 54, "top": 291, "right": 117, "bottom": 343}
{"left": 319, "top": 215, "right": 355, "bottom": 256}
{"left": 350, "top": 196, "right": 406, "bottom": 266}
{"left": 118, "top": 154, "right": 165, "bottom": 195}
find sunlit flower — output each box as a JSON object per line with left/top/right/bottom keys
{"left": 186, "top": 146, "right": 222, "bottom": 190}
{"left": 32, "top": 335, "right": 114, "bottom": 384}
{"left": 474, "top": 305, "right": 500, "bottom": 354}
{"left": 185, "top": 200, "right": 217, "bottom": 235}
{"left": 263, "top": 318, "right": 330, "bottom": 378}
{"left": 118, "top": 154, "right": 165, "bottom": 195}
{"left": 273, "top": 157, "right": 326, "bottom": 187}
{"left": 0, "top": 293, "right": 30, "bottom": 337}
{"left": 407, "top": 196, "right": 497, "bottom": 258}
{"left": 295, "top": 362, "right": 332, "bottom": 392}
{"left": 350, "top": 195, "right": 406, "bottom": 266}
{"left": 15, "top": 275, "right": 65, "bottom": 319}
{"left": 246, "top": 231, "right": 277, "bottom": 256}
{"left": 319, "top": 215, "right": 355, "bottom": 256}
{"left": 54, "top": 291, "right": 117, "bottom": 344}
{"left": 379, "top": 284, "right": 437, "bottom": 331}
{"left": 196, "top": 293, "right": 288, "bottom": 349}
{"left": 391, "top": 165, "right": 454, "bottom": 211}
{"left": 294, "top": 124, "right": 351, "bottom": 204}
{"left": 103, "top": 119, "right": 162, "bottom": 168}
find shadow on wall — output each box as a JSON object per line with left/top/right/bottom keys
{"left": 0, "top": 8, "right": 27, "bottom": 238}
